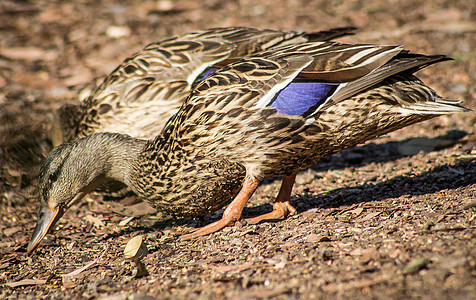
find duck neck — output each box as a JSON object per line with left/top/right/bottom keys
{"left": 76, "top": 133, "right": 147, "bottom": 190}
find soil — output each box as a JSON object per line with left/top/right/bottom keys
{"left": 1, "top": 0, "right": 475, "bottom": 299}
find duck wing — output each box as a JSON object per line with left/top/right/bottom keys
{"left": 152, "top": 41, "right": 466, "bottom": 178}
{"left": 54, "top": 27, "right": 356, "bottom": 144}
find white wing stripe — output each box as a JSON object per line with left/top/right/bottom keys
{"left": 350, "top": 46, "right": 402, "bottom": 67}
{"left": 254, "top": 60, "right": 313, "bottom": 109}
{"left": 344, "top": 47, "right": 382, "bottom": 65}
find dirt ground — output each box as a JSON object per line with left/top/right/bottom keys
{"left": 1, "top": 0, "right": 475, "bottom": 299}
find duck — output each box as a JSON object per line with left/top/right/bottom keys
{"left": 28, "top": 36, "right": 469, "bottom": 253}
{"left": 50, "top": 26, "right": 357, "bottom": 201}
{"left": 52, "top": 26, "right": 357, "bottom": 146}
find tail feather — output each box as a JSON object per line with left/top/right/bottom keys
{"left": 331, "top": 54, "right": 451, "bottom": 103}
{"left": 399, "top": 98, "right": 470, "bottom": 115}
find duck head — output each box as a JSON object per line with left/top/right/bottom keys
{"left": 27, "top": 133, "right": 145, "bottom": 253}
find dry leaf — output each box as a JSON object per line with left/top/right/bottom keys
{"left": 305, "top": 234, "right": 320, "bottom": 243}
{"left": 118, "top": 216, "right": 135, "bottom": 226}
{"left": 62, "top": 278, "right": 77, "bottom": 289}
{"left": 61, "top": 260, "right": 97, "bottom": 278}
{"left": 350, "top": 207, "right": 364, "bottom": 217}
{"left": 360, "top": 212, "right": 382, "bottom": 222}
{"left": 124, "top": 236, "right": 148, "bottom": 259}
{"left": 349, "top": 247, "right": 379, "bottom": 261}
{"left": 6, "top": 279, "right": 47, "bottom": 288}
{"left": 343, "top": 207, "right": 364, "bottom": 218}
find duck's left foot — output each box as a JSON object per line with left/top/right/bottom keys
{"left": 245, "top": 200, "right": 297, "bottom": 224}
{"left": 245, "top": 173, "right": 297, "bottom": 225}
{"left": 181, "top": 176, "right": 260, "bottom": 240}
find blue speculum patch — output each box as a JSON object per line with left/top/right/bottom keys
{"left": 192, "top": 67, "right": 220, "bottom": 88}
{"left": 199, "top": 67, "right": 220, "bottom": 82}
{"left": 269, "top": 82, "right": 337, "bottom": 116}
{"left": 194, "top": 67, "right": 338, "bottom": 117}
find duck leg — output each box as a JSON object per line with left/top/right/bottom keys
{"left": 245, "top": 173, "right": 297, "bottom": 224}
{"left": 181, "top": 176, "right": 260, "bottom": 240}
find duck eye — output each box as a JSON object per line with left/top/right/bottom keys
{"left": 49, "top": 172, "right": 58, "bottom": 183}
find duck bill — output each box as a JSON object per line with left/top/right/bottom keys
{"left": 27, "top": 205, "right": 64, "bottom": 253}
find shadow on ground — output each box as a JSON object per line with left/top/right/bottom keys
{"left": 101, "top": 158, "right": 475, "bottom": 244}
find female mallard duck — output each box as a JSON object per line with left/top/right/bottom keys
{"left": 28, "top": 39, "right": 468, "bottom": 252}
{"left": 52, "top": 27, "right": 356, "bottom": 146}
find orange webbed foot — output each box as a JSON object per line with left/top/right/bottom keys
{"left": 181, "top": 176, "right": 260, "bottom": 240}
{"left": 245, "top": 173, "right": 297, "bottom": 224}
